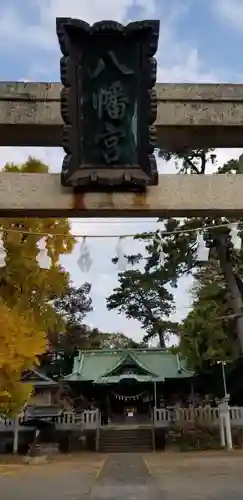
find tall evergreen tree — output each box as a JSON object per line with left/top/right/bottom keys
{"left": 180, "top": 261, "right": 239, "bottom": 369}
{"left": 107, "top": 150, "right": 243, "bottom": 352}
{"left": 107, "top": 269, "right": 177, "bottom": 347}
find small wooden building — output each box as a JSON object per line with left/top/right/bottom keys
{"left": 21, "top": 369, "right": 59, "bottom": 407}
{"left": 65, "top": 348, "right": 194, "bottom": 424}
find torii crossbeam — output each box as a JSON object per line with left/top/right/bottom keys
{"left": 1, "top": 82, "right": 243, "bottom": 149}
{"left": 0, "top": 81, "right": 243, "bottom": 217}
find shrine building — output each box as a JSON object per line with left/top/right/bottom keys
{"left": 64, "top": 348, "right": 194, "bottom": 424}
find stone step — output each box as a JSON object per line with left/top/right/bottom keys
{"left": 99, "top": 451, "right": 152, "bottom": 454}
{"left": 98, "top": 428, "right": 153, "bottom": 452}
{"left": 100, "top": 431, "right": 152, "bottom": 437}
{"left": 99, "top": 441, "right": 152, "bottom": 446}
{"left": 99, "top": 439, "right": 152, "bottom": 444}
{"left": 104, "top": 430, "right": 152, "bottom": 433}
{"left": 99, "top": 444, "right": 152, "bottom": 450}
{"left": 100, "top": 437, "right": 152, "bottom": 441}
{"left": 101, "top": 427, "right": 151, "bottom": 431}
{"left": 100, "top": 434, "right": 152, "bottom": 441}
{"left": 99, "top": 449, "right": 152, "bottom": 453}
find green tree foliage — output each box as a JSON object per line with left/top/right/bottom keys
{"left": 178, "top": 261, "right": 243, "bottom": 403}
{"left": 40, "top": 283, "right": 93, "bottom": 378}
{"left": 41, "top": 283, "right": 139, "bottom": 378}
{"left": 107, "top": 149, "right": 243, "bottom": 356}
{"left": 53, "top": 283, "right": 93, "bottom": 327}
{"left": 98, "top": 331, "right": 139, "bottom": 349}
{"left": 107, "top": 269, "right": 177, "bottom": 347}
{"left": 180, "top": 262, "right": 239, "bottom": 370}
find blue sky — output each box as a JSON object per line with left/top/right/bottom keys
{"left": 0, "top": 0, "right": 243, "bottom": 342}
{"left": 1, "top": 0, "right": 243, "bottom": 82}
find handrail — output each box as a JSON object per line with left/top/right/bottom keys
{"left": 0, "top": 409, "right": 99, "bottom": 430}
{"left": 153, "top": 406, "right": 243, "bottom": 426}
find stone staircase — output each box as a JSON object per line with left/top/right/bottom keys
{"left": 98, "top": 425, "right": 154, "bottom": 453}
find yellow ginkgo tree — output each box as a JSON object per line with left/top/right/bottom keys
{"left": 0, "top": 300, "right": 47, "bottom": 416}
{"left": 0, "top": 157, "right": 76, "bottom": 334}
{"left": 0, "top": 157, "right": 76, "bottom": 415}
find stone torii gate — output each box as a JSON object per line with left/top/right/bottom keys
{"left": 0, "top": 75, "right": 241, "bottom": 450}
{"left": 0, "top": 81, "right": 243, "bottom": 218}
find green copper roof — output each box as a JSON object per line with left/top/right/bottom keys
{"left": 100, "top": 352, "right": 156, "bottom": 378}
{"left": 65, "top": 348, "right": 193, "bottom": 383}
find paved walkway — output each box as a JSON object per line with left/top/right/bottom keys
{"left": 89, "top": 454, "right": 161, "bottom": 499}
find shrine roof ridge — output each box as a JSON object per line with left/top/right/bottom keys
{"left": 76, "top": 347, "right": 171, "bottom": 354}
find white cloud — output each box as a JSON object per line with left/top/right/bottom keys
{"left": 213, "top": 0, "right": 243, "bottom": 29}
{"left": 158, "top": 48, "right": 217, "bottom": 83}
{"left": 0, "top": 0, "right": 156, "bottom": 52}
{"left": 0, "top": 0, "right": 216, "bottom": 85}
{"left": 158, "top": 10, "right": 218, "bottom": 84}
{"left": 40, "top": 0, "right": 137, "bottom": 27}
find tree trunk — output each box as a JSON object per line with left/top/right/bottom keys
{"left": 216, "top": 234, "right": 243, "bottom": 354}
{"left": 158, "top": 331, "right": 165, "bottom": 348}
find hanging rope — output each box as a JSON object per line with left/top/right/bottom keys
{"left": 0, "top": 221, "right": 241, "bottom": 272}
{"left": 111, "top": 390, "right": 148, "bottom": 401}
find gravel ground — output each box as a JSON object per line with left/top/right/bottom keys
{"left": 0, "top": 451, "right": 243, "bottom": 499}
{"left": 144, "top": 451, "right": 243, "bottom": 500}
{"left": 0, "top": 455, "right": 105, "bottom": 500}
